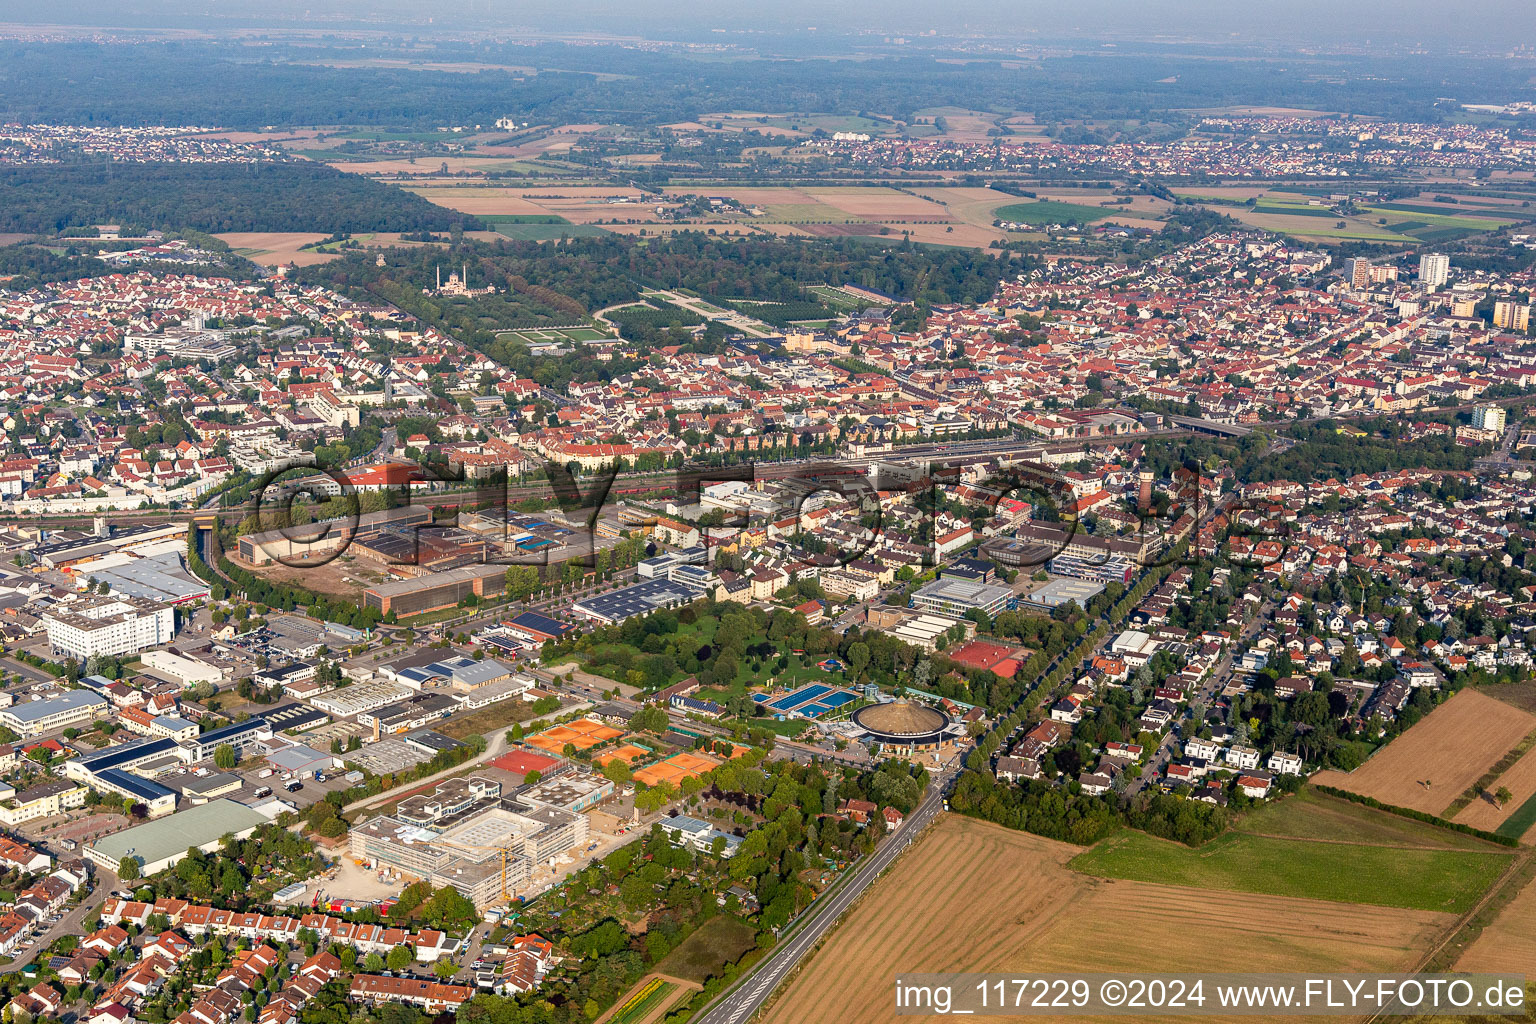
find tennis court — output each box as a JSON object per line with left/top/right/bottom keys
{"left": 634, "top": 751, "right": 721, "bottom": 787}
{"left": 596, "top": 743, "right": 652, "bottom": 766}
{"left": 526, "top": 719, "right": 625, "bottom": 753}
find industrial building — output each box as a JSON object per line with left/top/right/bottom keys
{"left": 82, "top": 550, "right": 209, "bottom": 605}
{"left": 570, "top": 577, "right": 700, "bottom": 625}
{"left": 85, "top": 798, "right": 269, "bottom": 876}
{"left": 309, "top": 680, "right": 413, "bottom": 718}
{"left": 237, "top": 505, "right": 432, "bottom": 567}
{"left": 363, "top": 563, "right": 511, "bottom": 618}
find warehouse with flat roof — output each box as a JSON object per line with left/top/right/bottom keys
{"left": 85, "top": 798, "right": 269, "bottom": 876}
{"left": 570, "top": 578, "right": 699, "bottom": 625}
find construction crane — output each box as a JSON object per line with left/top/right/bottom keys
{"left": 423, "top": 835, "right": 522, "bottom": 904}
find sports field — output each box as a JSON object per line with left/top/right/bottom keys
{"left": 1312, "top": 688, "right": 1536, "bottom": 815}
{"left": 633, "top": 750, "right": 720, "bottom": 787}
{"left": 595, "top": 743, "right": 651, "bottom": 766}
{"left": 762, "top": 816, "right": 1458, "bottom": 1024}
{"left": 525, "top": 718, "right": 625, "bottom": 753}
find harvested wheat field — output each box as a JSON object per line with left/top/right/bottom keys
{"left": 804, "top": 187, "right": 951, "bottom": 219}
{"left": 214, "top": 232, "right": 333, "bottom": 265}
{"left": 1454, "top": 868, "right": 1536, "bottom": 975}
{"left": 1314, "top": 689, "right": 1536, "bottom": 815}
{"left": 1454, "top": 745, "right": 1536, "bottom": 832}
{"left": 762, "top": 816, "right": 1454, "bottom": 1024}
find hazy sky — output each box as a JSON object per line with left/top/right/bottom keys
{"left": 6, "top": 0, "right": 1536, "bottom": 50}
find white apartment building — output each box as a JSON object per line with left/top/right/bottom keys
{"left": 42, "top": 595, "right": 175, "bottom": 660}
{"left": 1473, "top": 405, "right": 1507, "bottom": 434}
{"left": 1417, "top": 253, "right": 1449, "bottom": 290}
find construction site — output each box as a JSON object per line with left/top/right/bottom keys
{"left": 345, "top": 766, "right": 635, "bottom": 909}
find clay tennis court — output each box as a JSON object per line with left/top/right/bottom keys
{"left": 596, "top": 743, "right": 652, "bottom": 766}
{"left": 1314, "top": 688, "right": 1536, "bottom": 815}
{"left": 634, "top": 751, "right": 720, "bottom": 787}
{"left": 490, "top": 750, "right": 561, "bottom": 775}
{"left": 525, "top": 719, "right": 625, "bottom": 753}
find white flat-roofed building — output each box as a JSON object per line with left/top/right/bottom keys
{"left": 139, "top": 650, "right": 225, "bottom": 688}
{"left": 0, "top": 690, "right": 109, "bottom": 737}
{"left": 309, "top": 681, "right": 413, "bottom": 718}
{"left": 42, "top": 595, "right": 174, "bottom": 660}
{"left": 909, "top": 577, "right": 1013, "bottom": 618}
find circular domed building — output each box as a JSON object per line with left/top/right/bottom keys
{"left": 852, "top": 699, "right": 952, "bottom": 750}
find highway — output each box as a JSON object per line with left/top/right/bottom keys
{"left": 694, "top": 765, "right": 957, "bottom": 1024}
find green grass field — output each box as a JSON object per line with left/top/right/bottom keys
{"left": 494, "top": 221, "right": 609, "bottom": 240}
{"left": 481, "top": 214, "right": 571, "bottom": 225}
{"left": 657, "top": 915, "right": 759, "bottom": 984}
{"left": 1237, "top": 789, "right": 1501, "bottom": 851}
{"left": 496, "top": 326, "right": 609, "bottom": 345}
{"left": 1495, "top": 791, "right": 1536, "bottom": 841}
{"left": 1360, "top": 205, "right": 1519, "bottom": 230}
{"left": 809, "top": 285, "right": 866, "bottom": 310}
{"left": 1069, "top": 829, "right": 1509, "bottom": 913}
{"left": 994, "top": 200, "right": 1112, "bottom": 227}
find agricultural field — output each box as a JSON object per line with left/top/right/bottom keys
{"left": 405, "top": 185, "right": 664, "bottom": 224}
{"left": 1236, "top": 787, "right": 1503, "bottom": 851}
{"left": 1453, "top": 862, "right": 1536, "bottom": 976}
{"left": 596, "top": 975, "right": 695, "bottom": 1024}
{"left": 214, "top": 231, "right": 335, "bottom": 265}
{"left": 1171, "top": 185, "right": 1536, "bottom": 245}
{"left": 1312, "top": 688, "right": 1536, "bottom": 815}
{"left": 993, "top": 199, "right": 1115, "bottom": 227}
{"left": 1069, "top": 828, "right": 1509, "bottom": 913}
{"left": 763, "top": 815, "right": 1459, "bottom": 1024}
{"left": 1454, "top": 745, "right": 1536, "bottom": 836}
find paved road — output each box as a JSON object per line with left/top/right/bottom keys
{"left": 1131, "top": 600, "right": 1271, "bottom": 794}
{"left": 694, "top": 768, "right": 956, "bottom": 1024}
{"left": 0, "top": 874, "right": 113, "bottom": 975}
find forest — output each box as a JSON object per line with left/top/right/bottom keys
{"left": 0, "top": 41, "right": 1525, "bottom": 128}
{"left": 0, "top": 162, "right": 478, "bottom": 234}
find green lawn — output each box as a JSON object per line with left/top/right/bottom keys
{"left": 1236, "top": 789, "right": 1503, "bottom": 852}
{"left": 497, "top": 326, "right": 609, "bottom": 344}
{"left": 657, "top": 915, "right": 759, "bottom": 984}
{"left": 809, "top": 286, "right": 866, "bottom": 311}
{"left": 1069, "top": 829, "right": 1509, "bottom": 913}
{"left": 993, "top": 200, "right": 1112, "bottom": 227}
